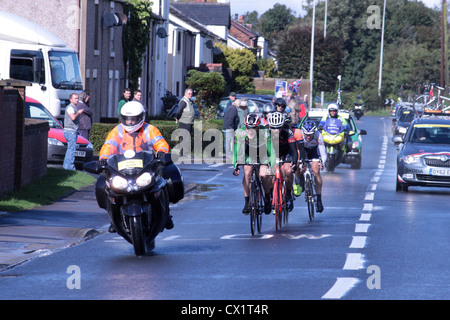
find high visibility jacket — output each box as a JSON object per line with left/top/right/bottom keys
{"left": 99, "top": 123, "right": 169, "bottom": 160}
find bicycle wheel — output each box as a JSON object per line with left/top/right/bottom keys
{"left": 273, "top": 179, "right": 282, "bottom": 230}
{"left": 305, "top": 175, "right": 315, "bottom": 221}
{"left": 250, "top": 179, "right": 258, "bottom": 235}
{"left": 281, "top": 180, "right": 289, "bottom": 225}
{"left": 256, "top": 180, "right": 263, "bottom": 233}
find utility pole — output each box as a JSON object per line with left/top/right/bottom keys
{"left": 441, "top": 0, "right": 448, "bottom": 89}
{"left": 378, "top": 0, "right": 386, "bottom": 96}
{"left": 324, "top": 0, "right": 327, "bottom": 38}
{"left": 310, "top": 1, "right": 315, "bottom": 107}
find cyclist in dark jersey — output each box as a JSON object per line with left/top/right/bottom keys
{"left": 267, "top": 111, "right": 298, "bottom": 212}
{"left": 233, "top": 113, "right": 276, "bottom": 215}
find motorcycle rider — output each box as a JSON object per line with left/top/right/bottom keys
{"left": 300, "top": 120, "right": 326, "bottom": 212}
{"left": 267, "top": 111, "right": 298, "bottom": 212}
{"left": 98, "top": 101, "right": 174, "bottom": 231}
{"left": 233, "top": 113, "right": 275, "bottom": 215}
{"left": 353, "top": 94, "right": 365, "bottom": 109}
{"left": 319, "top": 103, "right": 349, "bottom": 134}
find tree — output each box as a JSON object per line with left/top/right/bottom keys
{"left": 122, "top": 0, "right": 153, "bottom": 92}
{"left": 185, "top": 70, "right": 226, "bottom": 120}
{"left": 276, "top": 25, "right": 343, "bottom": 92}
{"left": 257, "top": 3, "right": 296, "bottom": 48}
{"left": 215, "top": 43, "right": 256, "bottom": 92}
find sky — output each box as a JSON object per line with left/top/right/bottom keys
{"left": 230, "top": 0, "right": 442, "bottom": 17}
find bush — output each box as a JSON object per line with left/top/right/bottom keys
{"left": 90, "top": 119, "right": 223, "bottom": 155}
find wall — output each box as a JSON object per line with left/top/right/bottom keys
{"left": 0, "top": 80, "right": 48, "bottom": 196}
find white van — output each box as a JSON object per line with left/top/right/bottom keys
{"left": 0, "top": 11, "right": 83, "bottom": 119}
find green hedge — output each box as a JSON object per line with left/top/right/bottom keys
{"left": 89, "top": 119, "right": 223, "bottom": 155}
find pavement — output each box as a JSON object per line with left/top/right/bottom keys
{"left": 0, "top": 170, "right": 198, "bottom": 272}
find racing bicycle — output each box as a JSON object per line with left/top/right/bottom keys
{"left": 272, "top": 159, "right": 289, "bottom": 230}
{"left": 302, "top": 159, "right": 317, "bottom": 221}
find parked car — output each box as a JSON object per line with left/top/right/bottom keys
{"left": 299, "top": 108, "right": 367, "bottom": 169}
{"left": 25, "top": 97, "right": 94, "bottom": 166}
{"left": 217, "top": 97, "right": 268, "bottom": 118}
{"left": 396, "top": 111, "right": 450, "bottom": 191}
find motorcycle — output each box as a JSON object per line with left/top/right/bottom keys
{"left": 83, "top": 151, "right": 184, "bottom": 256}
{"left": 353, "top": 104, "right": 364, "bottom": 120}
{"left": 321, "top": 130, "right": 347, "bottom": 172}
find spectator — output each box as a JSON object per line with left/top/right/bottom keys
{"left": 237, "top": 99, "right": 249, "bottom": 128}
{"left": 132, "top": 89, "right": 142, "bottom": 102}
{"left": 176, "top": 88, "right": 195, "bottom": 135}
{"left": 222, "top": 93, "right": 240, "bottom": 159}
{"left": 117, "top": 88, "right": 131, "bottom": 120}
{"left": 77, "top": 90, "right": 93, "bottom": 140}
{"left": 63, "top": 93, "right": 84, "bottom": 170}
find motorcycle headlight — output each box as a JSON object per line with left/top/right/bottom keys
{"left": 111, "top": 176, "right": 128, "bottom": 190}
{"left": 136, "top": 172, "right": 152, "bottom": 188}
{"left": 352, "top": 140, "right": 361, "bottom": 149}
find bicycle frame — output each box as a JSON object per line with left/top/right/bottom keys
{"left": 303, "top": 159, "right": 317, "bottom": 221}
{"left": 272, "top": 159, "right": 289, "bottom": 230}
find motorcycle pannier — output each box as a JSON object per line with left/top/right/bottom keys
{"left": 162, "top": 163, "right": 184, "bottom": 203}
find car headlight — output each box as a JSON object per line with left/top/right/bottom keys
{"left": 48, "top": 137, "right": 65, "bottom": 146}
{"left": 401, "top": 155, "right": 418, "bottom": 164}
{"left": 111, "top": 176, "right": 128, "bottom": 190}
{"left": 136, "top": 172, "right": 152, "bottom": 187}
{"left": 87, "top": 141, "right": 93, "bottom": 149}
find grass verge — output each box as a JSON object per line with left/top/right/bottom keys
{"left": 0, "top": 168, "right": 96, "bottom": 212}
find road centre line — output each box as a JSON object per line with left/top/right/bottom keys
{"left": 359, "top": 213, "right": 372, "bottom": 221}
{"left": 343, "top": 253, "right": 366, "bottom": 270}
{"left": 355, "top": 223, "right": 371, "bottom": 233}
{"left": 322, "top": 278, "right": 360, "bottom": 299}
{"left": 349, "top": 236, "right": 367, "bottom": 249}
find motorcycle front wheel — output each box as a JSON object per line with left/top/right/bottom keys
{"left": 130, "top": 216, "right": 147, "bottom": 256}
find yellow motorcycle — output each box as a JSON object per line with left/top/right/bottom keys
{"left": 322, "top": 130, "right": 346, "bottom": 172}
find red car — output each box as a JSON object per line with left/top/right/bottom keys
{"left": 25, "top": 97, "right": 94, "bottom": 166}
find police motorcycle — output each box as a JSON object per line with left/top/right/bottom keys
{"left": 83, "top": 151, "right": 184, "bottom": 256}
{"left": 321, "top": 126, "right": 347, "bottom": 173}
{"left": 353, "top": 103, "right": 364, "bottom": 120}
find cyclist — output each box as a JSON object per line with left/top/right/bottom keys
{"left": 267, "top": 111, "right": 298, "bottom": 212}
{"left": 300, "top": 120, "right": 326, "bottom": 212}
{"left": 261, "top": 102, "right": 275, "bottom": 126}
{"left": 233, "top": 113, "right": 275, "bottom": 215}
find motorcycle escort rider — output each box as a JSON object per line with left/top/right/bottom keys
{"left": 267, "top": 111, "right": 298, "bottom": 212}
{"left": 352, "top": 94, "right": 365, "bottom": 119}
{"left": 319, "top": 103, "right": 349, "bottom": 134}
{"left": 233, "top": 113, "right": 276, "bottom": 215}
{"left": 98, "top": 101, "right": 174, "bottom": 232}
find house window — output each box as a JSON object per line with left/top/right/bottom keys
{"left": 177, "top": 32, "right": 182, "bottom": 53}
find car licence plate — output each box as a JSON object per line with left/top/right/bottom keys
{"left": 430, "top": 168, "right": 450, "bottom": 176}
{"left": 75, "top": 151, "right": 86, "bottom": 157}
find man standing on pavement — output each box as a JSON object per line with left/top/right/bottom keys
{"left": 222, "top": 92, "right": 240, "bottom": 160}
{"left": 63, "top": 93, "right": 84, "bottom": 170}
{"left": 176, "top": 88, "right": 195, "bottom": 135}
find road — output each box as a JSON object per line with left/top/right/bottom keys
{"left": 0, "top": 116, "right": 448, "bottom": 304}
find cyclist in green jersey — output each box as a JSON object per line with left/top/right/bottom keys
{"left": 233, "top": 113, "right": 276, "bottom": 215}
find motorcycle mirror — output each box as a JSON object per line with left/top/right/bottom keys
{"left": 83, "top": 161, "right": 100, "bottom": 174}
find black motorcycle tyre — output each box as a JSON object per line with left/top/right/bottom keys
{"left": 130, "top": 215, "right": 147, "bottom": 256}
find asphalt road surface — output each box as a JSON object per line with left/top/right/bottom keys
{"left": 0, "top": 116, "right": 448, "bottom": 305}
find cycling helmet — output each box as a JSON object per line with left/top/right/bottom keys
{"left": 274, "top": 97, "right": 287, "bottom": 110}
{"left": 268, "top": 111, "right": 285, "bottom": 128}
{"left": 120, "top": 101, "right": 145, "bottom": 133}
{"left": 301, "top": 120, "right": 317, "bottom": 135}
{"left": 262, "top": 103, "right": 275, "bottom": 115}
{"left": 244, "top": 113, "right": 261, "bottom": 128}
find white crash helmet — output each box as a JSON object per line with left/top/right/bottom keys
{"left": 268, "top": 111, "right": 285, "bottom": 129}
{"left": 327, "top": 103, "right": 339, "bottom": 113}
{"left": 120, "top": 101, "right": 145, "bottom": 133}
